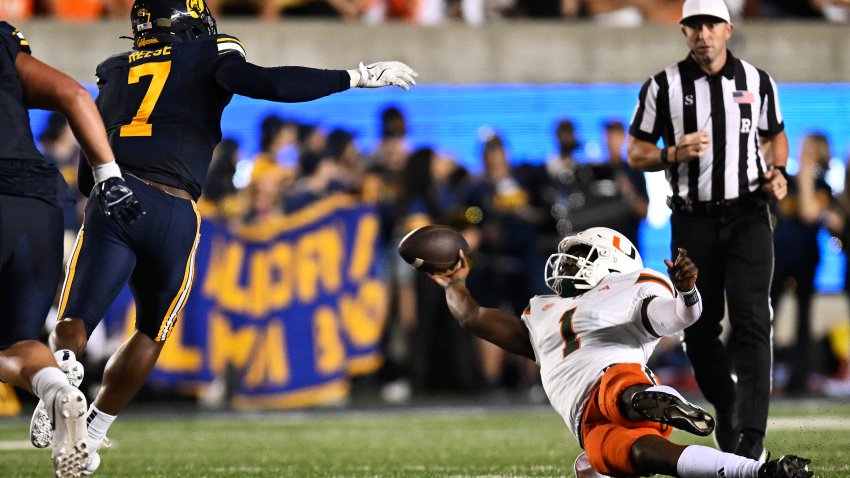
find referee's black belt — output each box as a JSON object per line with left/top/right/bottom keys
{"left": 668, "top": 193, "right": 766, "bottom": 216}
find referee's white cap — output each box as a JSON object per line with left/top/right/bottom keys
{"left": 680, "top": 0, "right": 731, "bottom": 23}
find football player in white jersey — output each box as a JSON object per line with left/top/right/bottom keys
{"left": 429, "top": 227, "right": 811, "bottom": 478}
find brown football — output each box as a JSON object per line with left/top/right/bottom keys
{"left": 398, "top": 224, "right": 469, "bottom": 274}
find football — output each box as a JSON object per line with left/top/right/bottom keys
{"left": 398, "top": 224, "right": 469, "bottom": 274}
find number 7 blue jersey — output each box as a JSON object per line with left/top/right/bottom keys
{"left": 81, "top": 34, "right": 246, "bottom": 199}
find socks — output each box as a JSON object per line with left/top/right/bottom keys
{"left": 31, "top": 367, "right": 71, "bottom": 424}
{"left": 677, "top": 445, "right": 762, "bottom": 478}
{"left": 87, "top": 405, "right": 116, "bottom": 447}
{"left": 31, "top": 367, "right": 68, "bottom": 402}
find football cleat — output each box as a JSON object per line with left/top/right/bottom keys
{"left": 573, "top": 451, "right": 614, "bottom": 478}
{"left": 50, "top": 386, "right": 88, "bottom": 478}
{"left": 631, "top": 385, "right": 715, "bottom": 436}
{"left": 31, "top": 405, "right": 52, "bottom": 449}
{"left": 758, "top": 455, "right": 813, "bottom": 478}
{"left": 81, "top": 436, "right": 108, "bottom": 476}
{"left": 55, "top": 350, "right": 85, "bottom": 387}
{"left": 31, "top": 351, "right": 85, "bottom": 448}
{"left": 81, "top": 448, "right": 101, "bottom": 476}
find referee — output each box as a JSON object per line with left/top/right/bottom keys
{"left": 627, "top": 0, "right": 788, "bottom": 461}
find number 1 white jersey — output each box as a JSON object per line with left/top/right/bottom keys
{"left": 520, "top": 268, "right": 676, "bottom": 439}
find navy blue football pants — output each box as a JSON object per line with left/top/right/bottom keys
{"left": 0, "top": 194, "right": 63, "bottom": 349}
{"left": 59, "top": 175, "right": 200, "bottom": 341}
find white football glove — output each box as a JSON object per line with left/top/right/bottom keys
{"left": 350, "top": 61, "right": 418, "bottom": 90}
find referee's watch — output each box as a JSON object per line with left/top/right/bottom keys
{"left": 774, "top": 166, "right": 790, "bottom": 182}
{"left": 660, "top": 147, "right": 670, "bottom": 165}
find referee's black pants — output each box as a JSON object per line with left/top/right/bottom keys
{"left": 671, "top": 200, "right": 773, "bottom": 444}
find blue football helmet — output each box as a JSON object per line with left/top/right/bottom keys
{"left": 130, "top": 0, "right": 216, "bottom": 50}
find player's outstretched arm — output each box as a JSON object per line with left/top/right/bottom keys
{"left": 16, "top": 53, "right": 144, "bottom": 224}
{"left": 215, "top": 57, "right": 417, "bottom": 103}
{"left": 641, "top": 248, "right": 702, "bottom": 337}
{"left": 429, "top": 251, "right": 535, "bottom": 360}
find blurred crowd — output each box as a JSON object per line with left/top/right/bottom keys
{"left": 36, "top": 104, "right": 850, "bottom": 404}
{"left": 1, "top": 0, "right": 848, "bottom": 24}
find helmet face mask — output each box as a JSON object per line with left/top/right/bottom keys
{"left": 131, "top": 0, "right": 217, "bottom": 50}
{"left": 544, "top": 227, "right": 643, "bottom": 297}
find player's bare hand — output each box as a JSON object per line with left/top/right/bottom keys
{"left": 762, "top": 168, "right": 788, "bottom": 200}
{"left": 675, "top": 131, "right": 710, "bottom": 162}
{"left": 664, "top": 247, "right": 698, "bottom": 292}
{"left": 429, "top": 250, "right": 470, "bottom": 289}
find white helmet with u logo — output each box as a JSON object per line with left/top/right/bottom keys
{"left": 545, "top": 227, "right": 643, "bottom": 296}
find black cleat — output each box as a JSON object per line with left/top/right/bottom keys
{"left": 631, "top": 388, "right": 715, "bottom": 436}
{"left": 758, "top": 455, "right": 813, "bottom": 478}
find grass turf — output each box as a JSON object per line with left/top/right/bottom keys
{"left": 1, "top": 400, "right": 848, "bottom": 477}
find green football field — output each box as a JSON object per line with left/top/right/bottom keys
{"left": 1, "top": 400, "right": 848, "bottom": 477}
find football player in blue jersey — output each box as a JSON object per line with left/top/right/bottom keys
{"left": 0, "top": 22, "right": 141, "bottom": 478}
{"left": 28, "top": 0, "right": 417, "bottom": 474}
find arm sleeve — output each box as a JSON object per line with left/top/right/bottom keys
{"left": 757, "top": 69, "right": 784, "bottom": 137}
{"left": 214, "top": 54, "right": 350, "bottom": 103}
{"left": 628, "top": 76, "right": 662, "bottom": 144}
{"left": 642, "top": 288, "right": 703, "bottom": 337}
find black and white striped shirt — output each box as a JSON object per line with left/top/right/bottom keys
{"left": 629, "top": 52, "right": 784, "bottom": 202}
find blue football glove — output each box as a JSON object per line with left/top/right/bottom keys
{"left": 96, "top": 177, "right": 144, "bottom": 224}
